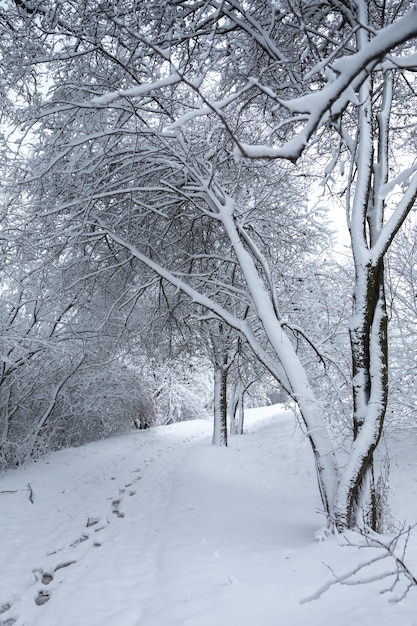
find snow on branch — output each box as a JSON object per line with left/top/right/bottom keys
{"left": 235, "top": 7, "right": 417, "bottom": 161}
{"left": 87, "top": 216, "right": 287, "bottom": 385}
{"left": 92, "top": 74, "right": 182, "bottom": 106}
{"left": 371, "top": 169, "right": 417, "bottom": 262}
{"left": 383, "top": 52, "right": 417, "bottom": 70}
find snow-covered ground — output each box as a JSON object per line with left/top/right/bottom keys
{"left": 1, "top": 405, "right": 417, "bottom": 626}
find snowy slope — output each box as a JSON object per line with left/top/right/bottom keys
{"left": 1, "top": 406, "right": 417, "bottom": 626}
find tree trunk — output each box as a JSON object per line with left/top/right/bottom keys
{"left": 212, "top": 364, "right": 228, "bottom": 446}
{"left": 229, "top": 388, "right": 238, "bottom": 436}
{"left": 236, "top": 379, "right": 244, "bottom": 435}
{"left": 333, "top": 259, "right": 388, "bottom": 531}
{"left": 229, "top": 379, "right": 244, "bottom": 436}
{"left": 220, "top": 210, "right": 338, "bottom": 519}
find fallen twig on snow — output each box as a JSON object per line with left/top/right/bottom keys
{"left": 301, "top": 523, "right": 417, "bottom": 604}
{"left": 27, "top": 482, "right": 34, "bottom": 504}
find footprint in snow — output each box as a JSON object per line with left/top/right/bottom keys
{"left": 2, "top": 560, "right": 78, "bottom": 623}
{"left": 111, "top": 499, "right": 125, "bottom": 518}
{"left": 35, "top": 589, "right": 51, "bottom": 606}
{"left": 0, "top": 604, "right": 15, "bottom": 624}
{"left": 54, "top": 561, "right": 77, "bottom": 572}
{"left": 122, "top": 482, "right": 137, "bottom": 496}
{"left": 33, "top": 568, "right": 53, "bottom": 588}
{"left": 33, "top": 560, "right": 79, "bottom": 608}
{"left": 86, "top": 517, "right": 101, "bottom": 528}
{"left": 70, "top": 533, "right": 89, "bottom": 547}
{"left": 41, "top": 572, "right": 53, "bottom": 585}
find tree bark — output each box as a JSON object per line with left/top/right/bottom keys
{"left": 334, "top": 258, "right": 388, "bottom": 531}
{"left": 212, "top": 363, "right": 228, "bottom": 446}
{"left": 236, "top": 379, "right": 244, "bottom": 435}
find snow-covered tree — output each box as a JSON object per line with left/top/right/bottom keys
{"left": 5, "top": 0, "right": 417, "bottom": 532}
{"left": 386, "top": 222, "right": 417, "bottom": 428}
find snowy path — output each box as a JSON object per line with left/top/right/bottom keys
{"left": 0, "top": 421, "right": 211, "bottom": 625}
{"left": 137, "top": 415, "right": 321, "bottom": 626}
{"left": 1, "top": 407, "right": 417, "bottom": 625}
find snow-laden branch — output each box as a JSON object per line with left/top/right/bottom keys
{"left": 92, "top": 74, "right": 182, "bottom": 106}
{"left": 235, "top": 7, "right": 417, "bottom": 161}
{"left": 167, "top": 82, "right": 255, "bottom": 130}
{"left": 372, "top": 170, "right": 417, "bottom": 262}
{"left": 383, "top": 52, "right": 417, "bottom": 70}
{"left": 26, "top": 354, "right": 85, "bottom": 454}
{"left": 235, "top": 221, "right": 281, "bottom": 320}
{"left": 87, "top": 215, "right": 289, "bottom": 388}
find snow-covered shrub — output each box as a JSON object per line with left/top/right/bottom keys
{"left": 146, "top": 357, "right": 212, "bottom": 425}
{"left": 0, "top": 354, "right": 156, "bottom": 467}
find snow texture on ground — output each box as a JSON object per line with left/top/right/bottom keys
{"left": 1, "top": 405, "right": 417, "bottom": 625}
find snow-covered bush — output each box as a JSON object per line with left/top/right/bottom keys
{"left": 146, "top": 357, "right": 212, "bottom": 425}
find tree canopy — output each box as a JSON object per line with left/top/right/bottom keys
{"left": 1, "top": 0, "right": 417, "bottom": 532}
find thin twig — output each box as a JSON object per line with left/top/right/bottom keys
{"left": 27, "top": 482, "right": 34, "bottom": 504}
